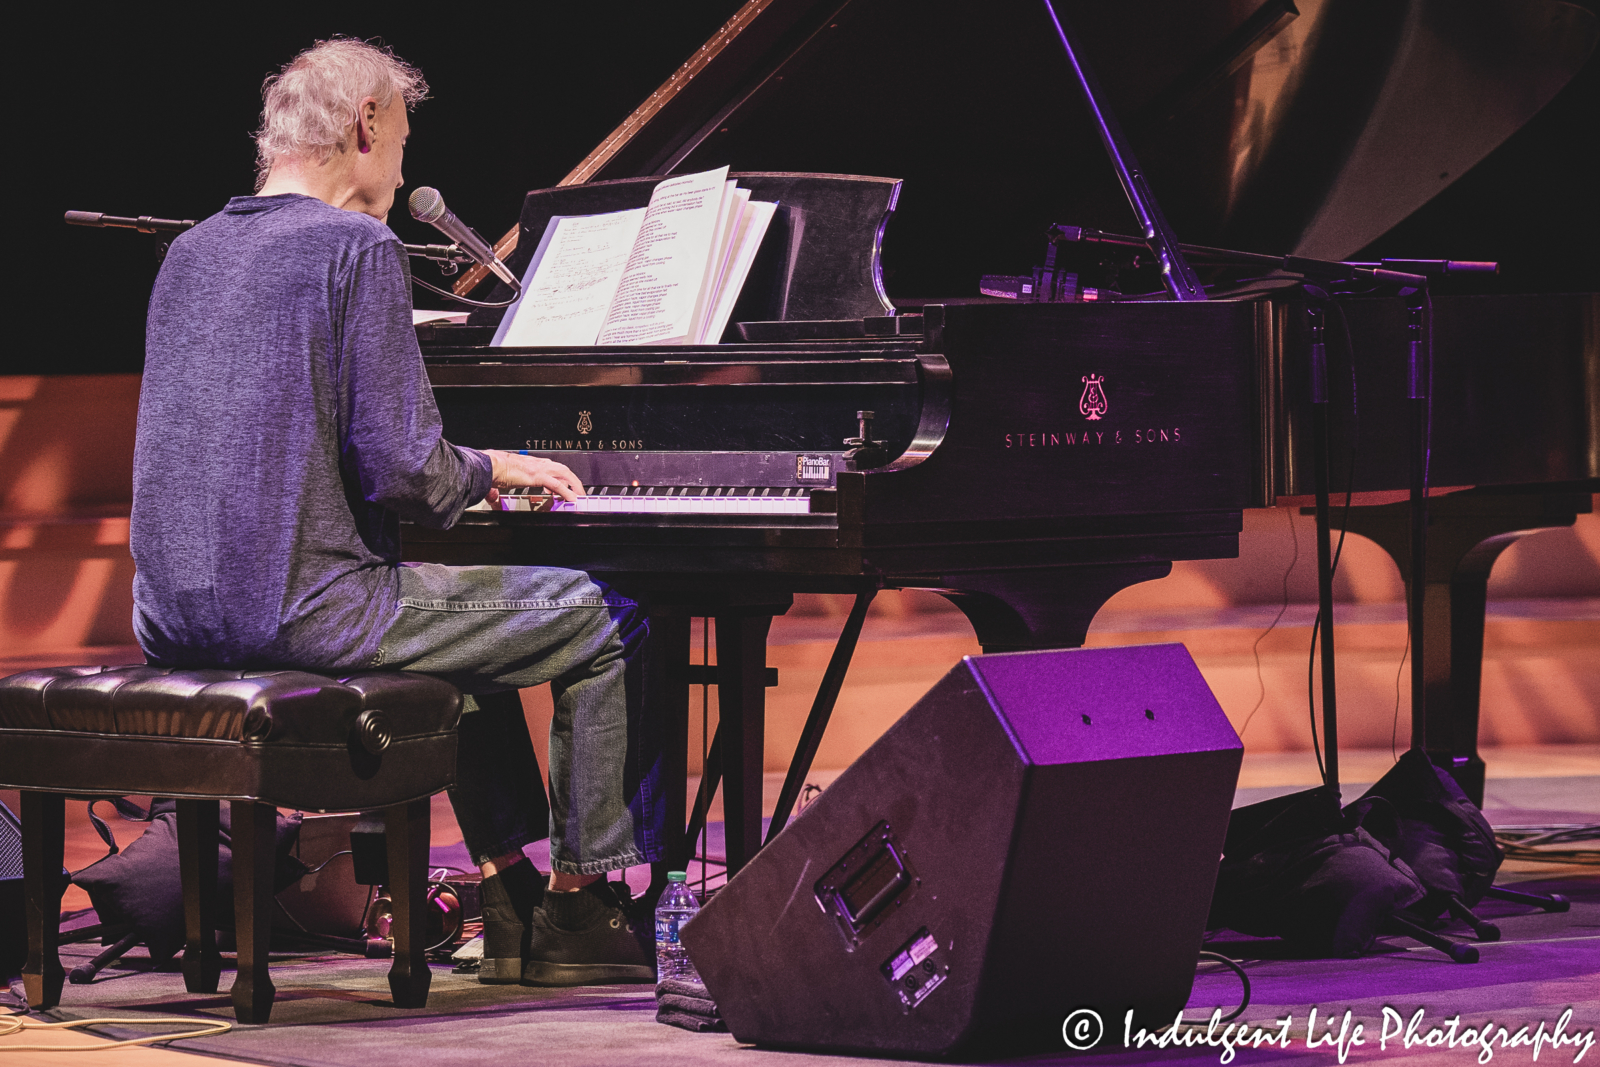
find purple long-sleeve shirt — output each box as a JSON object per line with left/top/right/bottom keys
{"left": 131, "top": 194, "right": 491, "bottom": 669}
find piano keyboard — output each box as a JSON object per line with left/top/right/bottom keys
{"left": 471, "top": 486, "right": 818, "bottom": 515}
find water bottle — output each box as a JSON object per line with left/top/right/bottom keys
{"left": 655, "top": 871, "right": 701, "bottom": 984}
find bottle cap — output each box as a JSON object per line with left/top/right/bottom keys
{"left": 667, "top": 871, "right": 688, "bottom": 882}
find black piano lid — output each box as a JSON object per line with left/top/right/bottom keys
{"left": 525, "top": 0, "right": 1595, "bottom": 303}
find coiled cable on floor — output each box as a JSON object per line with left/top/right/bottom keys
{"left": 1196, "top": 950, "right": 1251, "bottom": 1023}
{"left": 0, "top": 1011, "right": 231, "bottom": 1052}
{"left": 1495, "top": 824, "right": 1600, "bottom": 866}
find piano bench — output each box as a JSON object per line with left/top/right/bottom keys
{"left": 0, "top": 665, "right": 463, "bottom": 1024}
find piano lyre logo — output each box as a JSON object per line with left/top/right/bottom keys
{"left": 577, "top": 411, "right": 594, "bottom": 435}
{"left": 1079, "top": 375, "right": 1108, "bottom": 421}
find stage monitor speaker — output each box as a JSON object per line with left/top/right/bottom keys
{"left": 681, "top": 643, "right": 1243, "bottom": 1056}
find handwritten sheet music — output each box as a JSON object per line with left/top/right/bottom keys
{"left": 493, "top": 209, "right": 647, "bottom": 347}
{"left": 493, "top": 165, "right": 772, "bottom": 347}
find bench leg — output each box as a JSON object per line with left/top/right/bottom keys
{"left": 21, "top": 791, "right": 65, "bottom": 1009}
{"left": 385, "top": 798, "right": 431, "bottom": 1008}
{"left": 176, "top": 799, "right": 222, "bottom": 993}
{"left": 230, "top": 800, "right": 277, "bottom": 1024}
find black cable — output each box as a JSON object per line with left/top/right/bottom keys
{"left": 1307, "top": 615, "right": 1325, "bottom": 782}
{"left": 273, "top": 894, "right": 315, "bottom": 934}
{"left": 1304, "top": 294, "right": 1362, "bottom": 785}
{"left": 1494, "top": 822, "right": 1600, "bottom": 865}
{"left": 303, "top": 850, "right": 353, "bottom": 876}
{"left": 1295, "top": 290, "right": 1326, "bottom": 783}
{"left": 412, "top": 274, "right": 521, "bottom": 308}
{"left": 357, "top": 884, "right": 378, "bottom": 942}
{"left": 1391, "top": 626, "right": 1412, "bottom": 760}
{"left": 1328, "top": 298, "right": 1361, "bottom": 552}
{"left": 1310, "top": 352, "right": 1359, "bottom": 777}
{"left": 1422, "top": 287, "right": 1435, "bottom": 497}
{"left": 424, "top": 878, "right": 467, "bottom": 953}
{"left": 1238, "top": 506, "right": 1297, "bottom": 739}
{"left": 1500, "top": 824, "right": 1600, "bottom": 846}
{"left": 1196, "top": 951, "right": 1251, "bottom": 1023}
{"left": 1413, "top": 289, "right": 1435, "bottom": 755}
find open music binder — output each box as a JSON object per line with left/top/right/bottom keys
{"left": 491, "top": 167, "right": 776, "bottom": 347}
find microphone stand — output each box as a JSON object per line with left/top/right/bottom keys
{"left": 65, "top": 210, "right": 196, "bottom": 262}
{"left": 1045, "top": 224, "right": 1448, "bottom": 796}
{"left": 1044, "top": 223, "right": 1439, "bottom": 289}
{"left": 64, "top": 209, "right": 480, "bottom": 274}
{"left": 1404, "top": 290, "right": 1432, "bottom": 756}
{"left": 1039, "top": 0, "right": 1207, "bottom": 301}
{"left": 1305, "top": 300, "right": 1339, "bottom": 793}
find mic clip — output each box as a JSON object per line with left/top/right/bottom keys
{"left": 404, "top": 242, "right": 477, "bottom": 275}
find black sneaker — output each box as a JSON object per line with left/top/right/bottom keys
{"left": 477, "top": 861, "right": 544, "bottom": 984}
{"left": 523, "top": 880, "right": 654, "bottom": 985}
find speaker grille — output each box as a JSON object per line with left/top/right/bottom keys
{"left": 0, "top": 800, "right": 22, "bottom": 881}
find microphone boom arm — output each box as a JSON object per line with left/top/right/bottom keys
{"left": 1040, "top": 0, "right": 1207, "bottom": 302}
{"left": 66, "top": 209, "right": 484, "bottom": 274}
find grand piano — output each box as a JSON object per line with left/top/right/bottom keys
{"left": 401, "top": 0, "right": 1599, "bottom": 876}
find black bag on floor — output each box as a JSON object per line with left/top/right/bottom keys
{"left": 72, "top": 799, "right": 307, "bottom": 965}
{"left": 1347, "top": 748, "right": 1504, "bottom": 923}
{"left": 1209, "top": 785, "right": 1427, "bottom": 957}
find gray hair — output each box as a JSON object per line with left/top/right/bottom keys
{"left": 254, "top": 38, "right": 428, "bottom": 189}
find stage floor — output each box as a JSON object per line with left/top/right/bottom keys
{"left": 4, "top": 764, "right": 1596, "bottom": 1066}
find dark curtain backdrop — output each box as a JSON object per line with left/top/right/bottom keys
{"left": 13, "top": 1, "right": 1598, "bottom": 375}
{"left": 18, "top": 3, "right": 744, "bottom": 374}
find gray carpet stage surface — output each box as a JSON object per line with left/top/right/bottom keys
{"left": 22, "top": 776, "right": 1599, "bottom": 1067}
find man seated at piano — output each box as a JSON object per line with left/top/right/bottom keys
{"left": 128, "top": 38, "right": 660, "bottom": 986}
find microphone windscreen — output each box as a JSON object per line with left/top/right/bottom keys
{"left": 408, "top": 187, "right": 445, "bottom": 224}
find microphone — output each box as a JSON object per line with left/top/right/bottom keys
{"left": 407, "top": 188, "right": 518, "bottom": 288}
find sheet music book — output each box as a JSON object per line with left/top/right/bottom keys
{"left": 412, "top": 310, "right": 472, "bottom": 326}
{"left": 492, "top": 166, "right": 777, "bottom": 347}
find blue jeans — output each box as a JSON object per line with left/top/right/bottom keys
{"left": 372, "top": 563, "right": 661, "bottom": 875}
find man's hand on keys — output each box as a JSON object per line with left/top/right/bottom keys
{"left": 482, "top": 450, "right": 586, "bottom": 506}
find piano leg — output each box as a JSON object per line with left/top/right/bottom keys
{"left": 644, "top": 594, "right": 791, "bottom": 893}
{"left": 1326, "top": 489, "right": 1591, "bottom": 806}
{"left": 929, "top": 562, "right": 1173, "bottom": 652}
{"left": 647, "top": 612, "right": 693, "bottom": 892}
{"left": 716, "top": 610, "right": 776, "bottom": 874}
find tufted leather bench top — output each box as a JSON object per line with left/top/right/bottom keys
{"left": 0, "top": 666, "right": 462, "bottom": 811}
{"left": 0, "top": 666, "right": 461, "bottom": 741}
